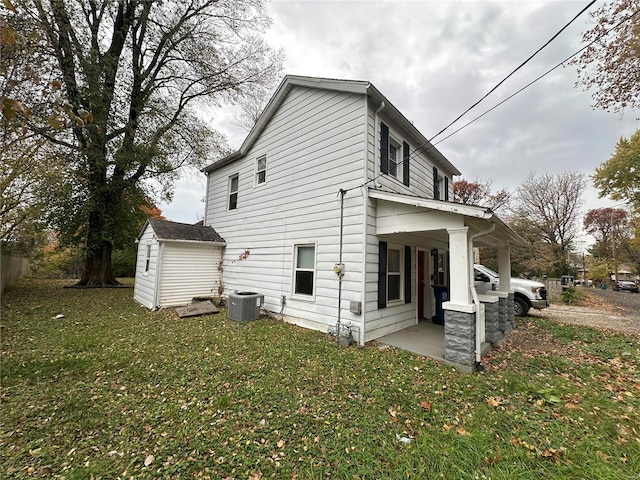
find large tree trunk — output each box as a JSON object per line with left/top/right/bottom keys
{"left": 77, "top": 241, "right": 119, "bottom": 286}
{"left": 75, "top": 202, "right": 121, "bottom": 287}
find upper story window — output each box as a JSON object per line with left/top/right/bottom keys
{"left": 256, "top": 155, "right": 266, "bottom": 185}
{"left": 380, "top": 122, "right": 410, "bottom": 187}
{"left": 228, "top": 174, "right": 239, "bottom": 210}
{"left": 432, "top": 167, "right": 449, "bottom": 201}
{"left": 388, "top": 139, "right": 400, "bottom": 178}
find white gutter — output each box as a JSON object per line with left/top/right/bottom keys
{"left": 374, "top": 101, "right": 385, "bottom": 179}
{"left": 468, "top": 223, "right": 496, "bottom": 368}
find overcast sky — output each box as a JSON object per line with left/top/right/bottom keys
{"left": 160, "top": 0, "right": 639, "bottom": 244}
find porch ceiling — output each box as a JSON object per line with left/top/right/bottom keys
{"left": 370, "top": 189, "right": 526, "bottom": 248}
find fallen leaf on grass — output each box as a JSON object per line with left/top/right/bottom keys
{"left": 487, "top": 397, "right": 502, "bottom": 407}
{"left": 419, "top": 401, "right": 432, "bottom": 412}
{"left": 277, "top": 439, "right": 285, "bottom": 449}
{"left": 144, "top": 454, "right": 154, "bottom": 466}
{"left": 456, "top": 427, "right": 471, "bottom": 436}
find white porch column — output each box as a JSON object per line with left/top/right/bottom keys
{"left": 447, "top": 227, "right": 471, "bottom": 306}
{"left": 497, "top": 246, "right": 512, "bottom": 292}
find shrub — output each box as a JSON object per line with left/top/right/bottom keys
{"left": 561, "top": 286, "right": 587, "bottom": 305}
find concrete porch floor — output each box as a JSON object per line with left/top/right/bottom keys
{"left": 377, "top": 321, "right": 445, "bottom": 360}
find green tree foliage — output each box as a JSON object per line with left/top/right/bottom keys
{"left": 572, "top": 0, "right": 640, "bottom": 113}
{"left": 593, "top": 130, "right": 640, "bottom": 210}
{"left": 1, "top": 3, "right": 64, "bottom": 255}
{"left": 7, "top": 0, "right": 281, "bottom": 286}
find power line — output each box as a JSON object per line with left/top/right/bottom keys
{"left": 428, "top": 0, "right": 596, "bottom": 143}
{"left": 433, "top": 8, "right": 639, "bottom": 147}
{"left": 343, "top": 3, "right": 638, "bottom": 195}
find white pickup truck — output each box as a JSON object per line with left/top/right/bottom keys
{"left": 474, "top": 264, "right": 549, "bottom": 317}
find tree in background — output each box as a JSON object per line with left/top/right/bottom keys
{"left": 1, "top": 1, "right": 64, "bottom": 256}
{"left": 6, "top": 0, "right": 282, "bottom": 286}
{"left": 583, "top": 207, "right": 629, "bottom": 258}
{"left": 572, "top": 0, "right": 640, "bottom": 113}
{"left": 453, "top": 178, "right": 511, "bottom": 214}
{"left": 593, "top": 130, "right": 640, "bottom": 211}
{"left": 509, "top": 172, "right": 586, "bottom": 276}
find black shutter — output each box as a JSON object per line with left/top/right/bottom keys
{"left": 403, "top": 141, "right": 410, "bottom": 187}
{"left": 378, "top": 241, "right": 387, "bottom": 309}
{"left": 380, "top": 122, "right": 389, "bottom": 175}
{"left": 404, "top": 245, "right": 411, "bottom": 304}
{"left": 433, "top": 166, "right": 439, "bottom": 199}
{"left": 444, "top": 176, "right": 449, "bottom": 201}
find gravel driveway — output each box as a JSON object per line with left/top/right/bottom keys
{"left": 528, "top": 287, "right": 640, "bottom": 337}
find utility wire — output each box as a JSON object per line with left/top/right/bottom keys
{"left": 433, "top": 8, "right": 639, "bottom": 147}
{"left": 342, "top": 4, "right": 637, "bottom": 195}
{"left": 428, "top": 0, "right": 596, "bottom": 143}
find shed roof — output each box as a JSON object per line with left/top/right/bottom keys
{"left": 140, "top": 219, "right": 225, "bottom": 244}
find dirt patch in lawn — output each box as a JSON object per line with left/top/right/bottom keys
{"left": 530, "top": 301, "right": 640, "bottom": 338}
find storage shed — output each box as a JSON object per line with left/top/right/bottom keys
{"left": 133, "top": 219, "right": 225, "bottom": 310}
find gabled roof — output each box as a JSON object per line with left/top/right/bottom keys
{"left": 139, "top": 219, "right": 225, "bottom": 244}
{"left": 202, "top": 75, "right": 461, "bottom": 176}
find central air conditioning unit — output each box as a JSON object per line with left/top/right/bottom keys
{"left": 228, "top": 292, "right": 264, "bottom": 321}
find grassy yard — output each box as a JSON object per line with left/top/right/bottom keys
{"left": 1, "top": 279, "right": 639, "bottom": 479}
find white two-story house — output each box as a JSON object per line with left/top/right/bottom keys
{"left": 137, "top": 75, "right": 526, "bottom": 372}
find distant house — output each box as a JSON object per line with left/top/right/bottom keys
{"left": 136, "top": 75, "right": 526, "bottom": 371}
{"left": 134, "top": 219, "right": 225, "bottom": 309}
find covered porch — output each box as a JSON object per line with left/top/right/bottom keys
{"left": 370, "top": 189, "right": 527, "bottom": 372}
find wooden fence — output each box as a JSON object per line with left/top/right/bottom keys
{"left": 1, "top": 255, "right": 31, "bottom": 294}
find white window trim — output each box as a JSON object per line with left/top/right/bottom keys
{"left": 387, "top": 243, "right": 404, "bottom": 305}
{"left": 228, "top": 173, "right": 239, "bottom": 211}
{"left": 388, "top": 137, "right": 401, "bottom": 180}
{"left": 255, "top": 155, "right": 267, "bottom": 187}
{"left": 291, "top": 243, "right": 317, "bottom": 301}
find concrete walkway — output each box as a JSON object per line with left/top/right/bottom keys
{"left": 377, "top": 321, "right": 445, "bottom": 360}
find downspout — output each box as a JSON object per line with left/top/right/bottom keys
{"left": 468, "top": 223, "right": 495, "bottom": 370}
{"left": 373, "top": 101, "right": 386, "bottom": 180}
{"left": 337, "top": 189, "right": 346, "bottom": 337}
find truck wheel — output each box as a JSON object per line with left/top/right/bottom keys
{"left": 514, "top": 296, "right": 530, "bottom": 317}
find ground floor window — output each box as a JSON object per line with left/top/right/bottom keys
{"left": 379, "top": 242, "right": 411, "bottom": 309}
{"left": 294, "top": 244, "right": 315, "bottom": 296}
{"left": 387, "top": 245, "right": 402, "bottom": 302}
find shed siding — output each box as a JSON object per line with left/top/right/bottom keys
{"left": 205, "top": 86, "right": 367, "bottom": 333}
{"left": 133, "top": 224, "right": 159, "bottom": 309}
{"left": 158, "top": 243, "right": 223, "bottom": 308}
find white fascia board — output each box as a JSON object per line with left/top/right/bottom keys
{"left": 370, "top": 190, "right": 492, "bottom": 219}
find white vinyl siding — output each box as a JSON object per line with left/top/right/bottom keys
{"left": 133, "top": 224, "right": 159, "bottom": 309}
{"left": 205, "top": 86, "right": 367, "bottom": 332}
{"left": 158, "top": 243, "right": 223, "bottom": 308}
{"left": 371, "top": 111, "right": 454, "bottom": 200}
